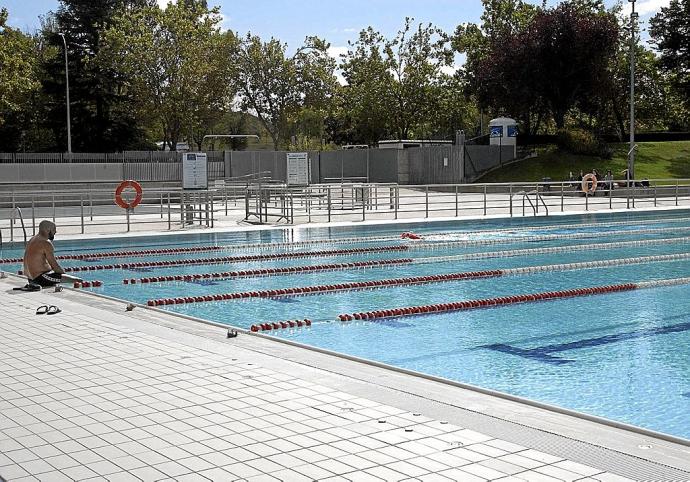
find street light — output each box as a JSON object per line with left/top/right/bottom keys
{"left": 58, "top": 32, "right": 72, "bottom": 156}
{"left": 628, "top": 0, "right": 638, "bottom": 182}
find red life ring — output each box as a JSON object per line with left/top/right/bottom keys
{"left": 115, "top": 180, "right": 143, "bottom": 209}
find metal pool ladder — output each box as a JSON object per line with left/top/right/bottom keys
{"left": 513, "top": 190, "right": 549, "bottom": 216}
{"left": 3, "top": 207, "right": 29, "bottom": 247}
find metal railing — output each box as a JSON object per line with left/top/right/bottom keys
{"left": 1, "top": 179, "right": 690, "bottom": 241}
{"left": 512, "top": 190, "right": 549, "bottom": 216}
{"left": 241, "top": 179, "right": 690, "bottom": 224}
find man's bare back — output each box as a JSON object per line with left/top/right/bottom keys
{"left": 23, "top": 235, "right": 61, "bottom": 280}
{"left": 21, "top": 220, "right": 76, "bottom": 287}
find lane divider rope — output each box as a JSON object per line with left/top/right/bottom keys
{"left": 3, "top": 216, "right": 686, "bottom": 265}
{"left": 20, "top": 245, "right": 408, "bottom": 274}
{"left": 250, "top": 319, "right": 312, "bottom": 332}
{"left": 412, "top": 225, "right": 690, "bottom": 250}
{"left": 415, "top": 235, "right": 690, "bottom": 263}
{"left": 336, "top": 284, "right": 639, "bottom": 321}
{"left": 124, "top": 258, "right": 413, "bottom": 284}
{"left": 144, "top": 252, "right": 690, "bottom": 306}
{"left": 25, "top": 234, "right": 690, "bottom": 279}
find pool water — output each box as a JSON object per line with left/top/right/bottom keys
{"left": 2, "top": 210, "right": 690, "bottom": 441}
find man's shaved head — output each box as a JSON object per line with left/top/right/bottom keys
{"left": 38, "top": 220, "right": 56, "bottom": 235}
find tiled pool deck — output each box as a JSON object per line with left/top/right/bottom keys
{"left": 2, "top": 277, "right": 689, "bottom": 481}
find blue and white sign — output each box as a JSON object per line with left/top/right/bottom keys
{"left": 508, "top": 125, "right": 519, "bottom": 137}
{"left": 490, "top": 126, "right": 503, "bottom": 138}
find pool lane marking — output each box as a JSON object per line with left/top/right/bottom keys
{"left": 484, "top": 322, "right": 690, "bottom": 364}
{"left": 3, "top": 215, "right": 688, "bottom": 265}
{"left": 145, "top": 253, "right": 690, "bottom": 306}
{"left": 335, "top": 277, "right": 690, "bottom": 322}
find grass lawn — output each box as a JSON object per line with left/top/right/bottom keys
{"left": 477, "top": 141, "right": 690, "bottom": 184}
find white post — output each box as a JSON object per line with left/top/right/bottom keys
{"left": 58, "top": 33, "right": 72, "bottom": 157}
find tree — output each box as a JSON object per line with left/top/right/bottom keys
{"left": 98, "top": 1, "right": 235, "bottom": 150}
{"left": 340, "top": 19, "right": 451, "bottom": 142}
{"left": 452, "top": 0, "right": 540, "bottom": 133}
{"left": 338, "top": 28, "right": 394, "bottom": 144}
{"left": 470, "top": 2, "right": 619, "bottom": 130}
{"left": 428, "top": 75, "right": 479, "bottom": 140}
{"left": 0, "top": 8, "right": 40, "bottom": 127}
{"left": 650, "top": 0, "right": 690, "bottom": 120}
{"left": 231, "top": 34, "right": 337, "bottom": 150}
{"left": 41, "top": 0, "right": 155, "bottom": 151}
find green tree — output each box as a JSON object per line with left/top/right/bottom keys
{"left": 231, "top": 34, "right": 337, "bottom": 149}
{"left": 42, "top": 0, "right": 155, "bottom": 151}
{"left": 341, "top": 19, "right": 451, "bottom": 142}
{"left": 338, "top": 28, "right": 393, "bottom": 144}
{"left": 0, "top": 8, "right": 40, "bottom": 128}
{"left": 650, "top": 0, "right": 690, "bottom": 122}
{"left": 452, "top": 0, "right": 540, "bottom": 133}
{"left": 98, "top": 1, "right": 235, "bottom": 150}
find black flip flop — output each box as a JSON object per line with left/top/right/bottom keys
{"left": 15, "top": 284, "right": 42, "bottom": 292}
{"left": 36, "top": 305, "right": 49, "bottom": 315}
{"left": 46, "top": 306, "right": 62, "bottom": 315}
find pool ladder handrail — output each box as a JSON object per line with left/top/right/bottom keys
{"left": 512, "top": 190, "right": 549, "bottom": 217}
{"left": 6, "top": 207, "right": 29, "bottom": 247}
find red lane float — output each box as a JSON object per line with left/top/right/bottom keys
{"left": 72, "top": 280, "right": 103, "bottom": 289}
{"left": 336, "top": 283, "right": 638, "bottom": 321}
{"left": 144, "top": 269, "right": 505, "bottom": 306}
{"left": 249, "top": 319, "right": 312, "bottom": 332}
{"left": 51, "top": 245, "right": 409, "bottom": 274}
{"left": 123, "top": 258, "right": 413, "bottom": 285}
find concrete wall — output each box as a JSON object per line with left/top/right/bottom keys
{"left": 0, "top": 163, "right": 124, "bottom": 183}
{"left": 464, "top": 145, "right": 515, "bottom": 181}
{"left": 1, "top": 146, "right": 513, "bottom": 186}
{"left": 408, "top": 146, "right": 464, "bottom": 185}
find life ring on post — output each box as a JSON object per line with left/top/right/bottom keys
{"left": 115, "top": 180, "right": 143, "bottom": 209}
{"left": 582, "top": 174, "right": 598, "bottom": 194}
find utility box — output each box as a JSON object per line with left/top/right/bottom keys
{"left": 489, "top": 117, "right": 518, "bottom": 159}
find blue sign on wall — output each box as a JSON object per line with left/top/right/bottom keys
{"left": 490, "top": 126, "right": 503, "bottom": 138}
{"left": 508, "top": 125, "right": 519, "bottom": 137}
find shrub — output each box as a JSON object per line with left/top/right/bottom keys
{"left": 557, "top": 128, "right": 610, "bottom": 158}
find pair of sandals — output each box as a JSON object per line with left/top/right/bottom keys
{"left": 36, "top": 305, "right": 61, "bottom": 315}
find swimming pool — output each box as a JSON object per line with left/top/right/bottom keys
{"left": 2, "top": 210, "right": 690, "bottom": 441}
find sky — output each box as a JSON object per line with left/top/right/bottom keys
{"left": 3, "top": 0, "right": 669, "bottom": 57}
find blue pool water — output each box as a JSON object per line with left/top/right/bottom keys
{"left": 2, "top": 210, "right": 690, "bottom": 440}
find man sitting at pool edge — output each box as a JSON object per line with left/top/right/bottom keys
{"left": 23, "top": 220, "right": 80, "bottom": 287}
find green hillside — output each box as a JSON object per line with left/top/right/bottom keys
{"left": 478, "top": 141, "right": 690, "bottom": 184}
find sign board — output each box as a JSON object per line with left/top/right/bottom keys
{"left": 287, "top": 152, "right": 309, "bottom": 185}
{"left": 490, "top": 126, "right": 503, "bottom": 138}
{"left": 182, "top": 152, "right": 208, "bottom": 189}
{"left": 507, "top": 125, "right": 519, "bottom": 137}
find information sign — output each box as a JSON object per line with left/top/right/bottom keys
{"left": 182, "top": 153, "right": 208, "bottom": 189}
{"left": 287, "top": 152, "right": 309, "bottom": 185}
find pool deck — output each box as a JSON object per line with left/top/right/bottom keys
{"left": 2, "top": 275, "right": 690, "bottom": 482}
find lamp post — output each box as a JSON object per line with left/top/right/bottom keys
{"left": 628, "top": 0, "right": 638, "bottom": 182}
{"left": 58, "top": 33, "right": 72, "bottom": 157}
